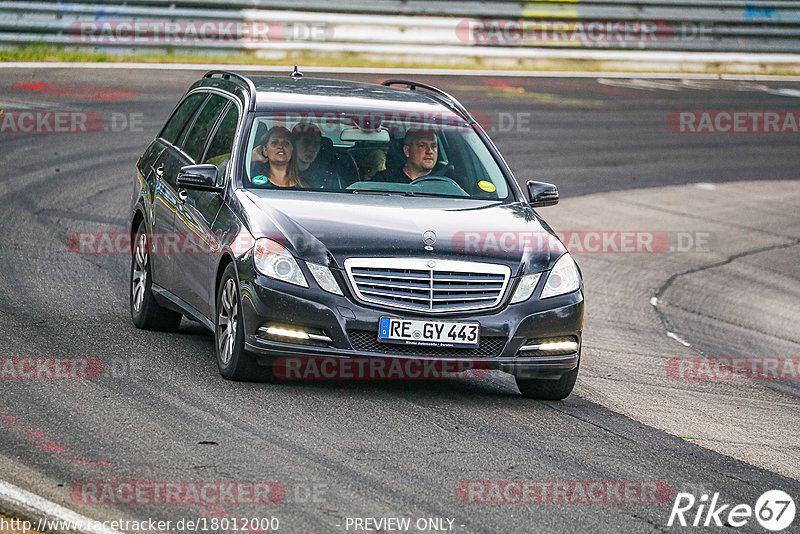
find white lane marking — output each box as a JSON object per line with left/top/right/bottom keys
{"left": 599, "top": 78, "right": 800, "bottom": 93}
{"left": 694, "top": 183, "right": 717, "bottom": 190}
{"left": 0, "top": 98, "right": 65, "bottom": 110}
{"left": 0, "top": 100, "right": 34, "bottom": 109}
{"left": 650, "top": 297, "right": 659, "bottom": 307}
{"left": 766, "top": 88, "right": 800, "bottom": 97}
{"left": 598, "top": 79, "right": 685, "bottom": 91}
{"left": 667, "top": 332, "right": 692, "bottom": 347}
{"left": 677, "top": 79, "right": 720, "bottom": 90}
{"left": 0, "top": 479, "right": 121, "bottom": 534}
{"left": 1, "top": 62, "right": 800, "bottom": 81}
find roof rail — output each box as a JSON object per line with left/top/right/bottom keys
{"left": 203, "top": 70, "right": 257, "bottom": 111}
{"left": 382, "top": 80, "right": 474, "bottom": 124}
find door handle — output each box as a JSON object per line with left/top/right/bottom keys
{"left": 155, "top": 163, "right": 164, "bottom": 179}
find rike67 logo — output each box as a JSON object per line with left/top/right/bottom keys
{"left": 668, "top": 490, "right": 796, "bottom": 531}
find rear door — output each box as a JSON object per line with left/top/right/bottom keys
{"left": 150, "top": 92, "right": 207, "bottom": 289}
{"left": 168, "top": 93, "right": 232, "bottom": 316}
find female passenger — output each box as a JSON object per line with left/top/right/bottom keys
{"left": 250, "top": 126, "right": 307, "bottom": 188}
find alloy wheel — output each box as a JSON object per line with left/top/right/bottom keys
{"left": 218, "top": 278, "right": 238, "bottom": 365}
{"left": 131, "top": 233, "right": 148, "bottom": 313}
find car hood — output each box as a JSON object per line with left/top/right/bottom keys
{"left": 237, "top": 190, "right": 566, "bottom": 275}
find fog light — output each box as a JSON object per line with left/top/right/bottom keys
{"left": 518, "top": 338, "right": 579, "bottom": 355}
{"left": 264, "top": 327, "right": 309, "bottom": 340}
{"left": 259, "top": 325, "right": 333, "bottom": 344}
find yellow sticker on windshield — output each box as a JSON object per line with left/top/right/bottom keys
{"left": 478, "top": 180, "right": 496, "bottom": 192}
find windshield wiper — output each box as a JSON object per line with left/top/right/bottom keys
{"left": 348, "top": 189, "right": 455, "bottom": 198}
{"left": 349, "top": 189, "right": 407, "bottom": 196}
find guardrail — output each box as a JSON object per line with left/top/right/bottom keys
{"left": 1, "top": 0, "right": 799, "bottom": 57}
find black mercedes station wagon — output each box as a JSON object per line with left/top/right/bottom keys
{"left": 129, "top": 69, "right": 584, "bottom": 399}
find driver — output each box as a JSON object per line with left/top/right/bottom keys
{"left": 374, "top": 130, "right": 438, "bottom": 183}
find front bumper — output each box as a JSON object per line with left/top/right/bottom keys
{"left": 238, "top": 262, "right": 583, "bottom": 378}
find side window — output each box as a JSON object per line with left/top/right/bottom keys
{"left": 203, "top": 104, "right": 239, "bottom": 175}
{"left": 159, "top": 93, "right": 206, "bottom": 145}
{"left": 137, "top": 141, "right": 161, "bottom": 174}
{"left": 180, "top": 94, "right": 228, "bottom": 163}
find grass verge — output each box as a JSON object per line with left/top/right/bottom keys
{"left": 2, "top": 45, "right": 800, "bottom": 75}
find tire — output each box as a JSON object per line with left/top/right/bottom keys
{"left": 130, "top": 220, "right": 182, "bottom": 331}
{"left": 515, "top": 362, "right": 579, "bottom": 400}
{"left": 215, "top": 263, "right": 265, "bottom": 381}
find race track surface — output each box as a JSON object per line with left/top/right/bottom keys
{"left": 0, "top": 66, "right": 798, "bottom": 533}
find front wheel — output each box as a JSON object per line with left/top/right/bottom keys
{"left": 515, "top": 363, "right": 579, "bottom": 400}
{"left": 215, "top": 263, "right": 264, "bottom": 381}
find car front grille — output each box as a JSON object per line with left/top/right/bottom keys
{"left": 347, "top": 329, "right": 507, "bottom": 357}
{"left": 344, "top": 258, "right": 511, "bottom": 313}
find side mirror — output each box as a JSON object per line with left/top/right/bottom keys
{"left": 526, "top": 181, "right": 559, "bottom": 207}
{"left": 177, "top": 164, "right": 221, "bottom": 192}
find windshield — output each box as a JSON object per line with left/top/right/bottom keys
{"left": 242, "top": 111, "right": 514, "bottom": 201}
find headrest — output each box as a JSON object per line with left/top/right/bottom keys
{"left": 292, "top": 121, "right": 322, "bottom": 135}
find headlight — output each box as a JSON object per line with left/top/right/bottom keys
{"left": 541, "top": 253, "right": 581, "bottom": 299}
{"left": 307, "top": 262, "right": 342, "bottom": 295}
{"left": 510, "top": 273, "right": 541, "bottom": 304}
{"left": 253, "top": 238, "right": 308, "bottom": 287}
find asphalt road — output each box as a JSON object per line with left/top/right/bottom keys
{"left": 0, "top": 66, "right": 799, "bottom": 534}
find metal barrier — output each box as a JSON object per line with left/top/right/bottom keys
{"left": 1, "top": 0, "right": 799, "bottom": 56}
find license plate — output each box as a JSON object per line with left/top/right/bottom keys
{"left": 378, "top": 317, "right": 479, "bottom": 348}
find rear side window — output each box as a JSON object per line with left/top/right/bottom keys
{"left": 180, "top": 94, "right": 229, "bottom": 163}
{"left": 159, "top": 93, "right": 206, "bottom": 145}
{"left": 203, "top": 105, "right": 239, "bottom": 171}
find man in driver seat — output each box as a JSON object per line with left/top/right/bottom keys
{"left": 374, "top": 129, "right": 438, "bottom": 183}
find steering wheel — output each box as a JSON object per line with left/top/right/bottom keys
{"left": 409, "top": 175, "right": 468, "bottom": 196}
{"left": 410, "top": 175, "right": 460, "bottom": 186}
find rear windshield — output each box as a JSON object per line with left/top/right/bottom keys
{"left": 242, "top": 111, "right": 515, "bottom": 201}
